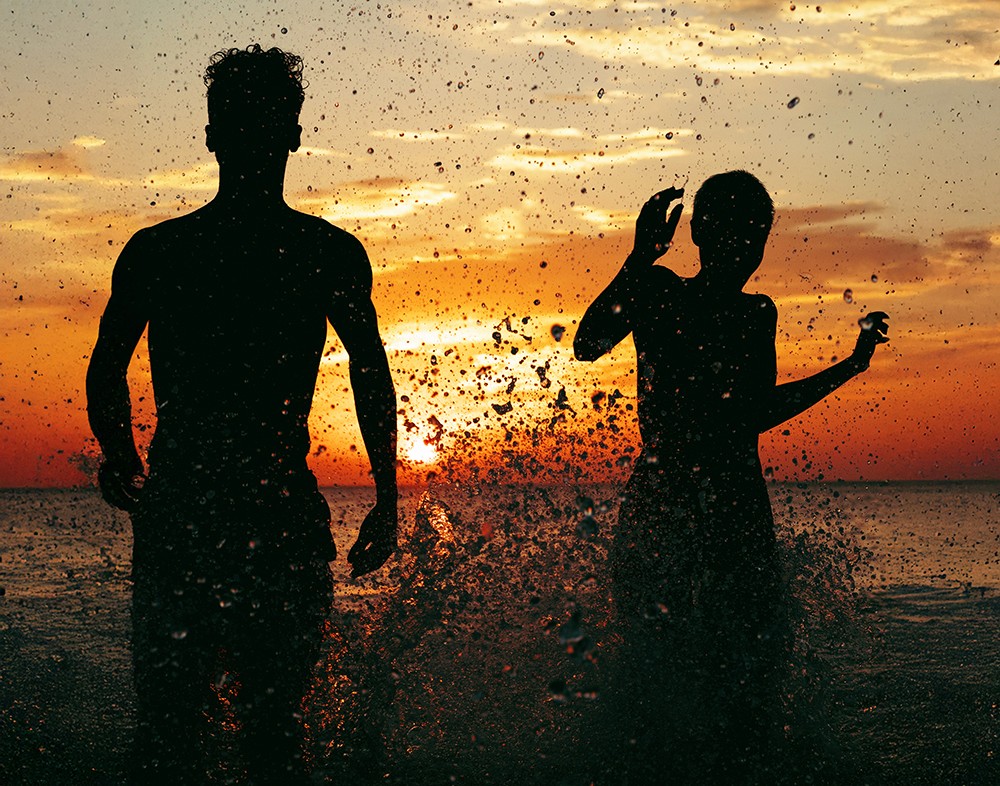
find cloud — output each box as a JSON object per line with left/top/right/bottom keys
{"left": 571, "top": 204, "right": 639, "bottom": 228}
{"left": 0, "top": 150, "right": 90, "bottom": 183}
{"left": 489, "top": 143, "right": 686, "bottom": 174}
{"left": 297, "top": 146, "right": 350, "bottom": 158}
{"left": 474, "top": 123, "right": 691, "bottom": 175}
{"left": 72, "top": 136, "right": 107, "bottom": 149}
{"left": 777, "top": 202, "right": 884, "bottom": 229}
{"left": 510, "top": 126, "right": 693, "bottom": 143}
{"left": 370, "top": 129, "right": 469, "bottom": 142}
{"left": 144, "top": 161, "right": 219, "bottom": 191}
{"left": 0, "top": 146, "right": 132, "bottom": 188}
{"left": 294, "top": 179, "right": 456, "bottom": 222}
{"left": 480, "top": 207, "right": 527, "bottom": 241}
{"left": 509, "top": 5, "right": 999, "bottom": 83}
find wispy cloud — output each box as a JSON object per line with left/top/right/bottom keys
{"left": 144, "top": 161, "right": 219, "bottom": 191}
{"left": 297, "top": 146, "right": 350, "bottom": 158}
{"left": 294, "top": 179, "right": 456, "bottom": 222}
{"left": 1, "top": 149, "right": 90, "bottom": 183}
{"left": 0, "top": 146, "right": 131, "bottom": 189}
{"left": 509, "top": 5, "right": 999, "bottom": 83}
{"left": 370, "top": 129, "right": 469, "bottom": 142}
{"left": 72, "top": 136, "right": 106, "bottom": 149}
{"left": 490, "top": 144, "right": 686, "bottom": 174}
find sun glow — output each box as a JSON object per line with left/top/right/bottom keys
{"left": 406, "top": 441, "right": 439, "bottom": 465}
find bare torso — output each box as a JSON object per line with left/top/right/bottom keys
{"left": 116, "top": 203, "right": 367, "bottom": 487}
{"left": 632, "top": 267, "right": 777, "bottom": 479}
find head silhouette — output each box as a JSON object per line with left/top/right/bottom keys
{"left": 691, "top": 170, "right": 774, "bottom": 289}
{"left": 204, "top": 44, "right": 304, "bottom": 164}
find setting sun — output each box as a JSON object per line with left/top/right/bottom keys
{"left": 405, "top": 440, "right": 439, "bottom": 466}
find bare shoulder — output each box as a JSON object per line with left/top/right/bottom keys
{"left": 644, "top": 265, "right": 682, "bottom": 306}
{"left": 288, "top": 210, "right": 364, "bottom": 253}
{"left": 289, "top": 211, "right": 372, "bottom": 286}
{"left": 110, "top": 223, "right": 163, "bottom": 289}
{"left": 122, "top": 211, "right": 211, "bottom": 267}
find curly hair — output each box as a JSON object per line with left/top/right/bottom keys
{"left": 204, "top": 44, "right": 305, "bottom": 125}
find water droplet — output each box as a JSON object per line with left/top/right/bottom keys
{"left": 550, "top": 324, "right": 565, "bottom": 342}
{"left": 576, "top": 516, "right": 598, "bottom": 538}
{"left": 843, "top": 289, "right": 854, "bottom": 304}
{"left": 597, "top": 88, "right": 605, "bottom": 99}
{"left": 787, "top": 96, "right": 800, "bottom": 109}
{"left": 730, "top": 23, "right": 736, "bottom": 31}
{"left": 665, "top": 131, "right": 674, "bottom": 139}
{"left": 871, "top": 273, "right": 878, "bottom": 283}
{"left": 367, "top": 147, "right": 374, "bottom": 154}
{"left": 280, "top": 27, "right": 288, "bottom": 34}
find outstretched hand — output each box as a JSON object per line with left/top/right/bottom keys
{"left": 348, "top": 500, "right": 398, "bottom": 578}
{"left": 632, "top": 187, "right": 685, "bottom": 264}
{"left": 97, "top": 461, "right": 146, "bottom": 512}
{"left": 852, "top": 311, "right": 890, "bottom": 370}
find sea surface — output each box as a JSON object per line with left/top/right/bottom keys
{"left": 2, "top": 482, "right": 999, "bottom": 784}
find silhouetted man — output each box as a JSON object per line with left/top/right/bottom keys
{"left": 87, "top": 44, "right": 397, "bottom": 783}
{"left": 575, "top": 173, "right": 888, "bottom": 781}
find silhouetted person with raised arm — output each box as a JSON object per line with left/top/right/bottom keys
{"left": 87, "top": 44, "right": 397, "bottom": 784}
{"left": 575, "top": 173, "right": 888, "bottom": 782}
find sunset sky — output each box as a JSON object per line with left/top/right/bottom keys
{"left": 2, "top": 0, "right": 998, "bottom": 486}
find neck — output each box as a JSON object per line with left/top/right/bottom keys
{"left": 692, "top": 265, "right": 746, "bottom": 298}
{"left": 214, "top": 154, "right": 289, "bottom": 211}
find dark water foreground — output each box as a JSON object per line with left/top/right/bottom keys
{"left": 1, "top": 485, "right": 999, "bottom": 784}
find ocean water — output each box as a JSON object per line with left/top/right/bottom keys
{"left": 1, "top": 482, "right": 999, "bottom": 784}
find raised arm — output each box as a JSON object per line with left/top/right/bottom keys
{"left": 86, "top": 233, "right": 150, "bottom": 511}
{"left": 574, "top": 187, "right": 684, "bottom": 361}
{"left": 758, "top": 312, "right": 889, "bottom": 433}
{"left": 328, "top": 238, "right": 398, "bottom": 577}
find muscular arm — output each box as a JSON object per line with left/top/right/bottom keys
{"left": 337, "top": 303, "right": 397, "bottom": 504}
{"left": 86, "top": 234, "right": 149, "bottom": 509}
{"left": 328, "top": 237, "right": 398, "bottom": 576}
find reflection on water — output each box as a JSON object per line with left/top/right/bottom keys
{"left": 2, "top": 483, "right": 1000, "bottom": 784}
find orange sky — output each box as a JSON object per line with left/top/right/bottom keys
{"left": 2, "top": 1, "right": 999, "bottom": 486}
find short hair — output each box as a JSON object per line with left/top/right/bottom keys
{"left": 692, "top": 170, "right": 774, "bottom": 240}
{"left": 204, "top": 44, "right": 305, "bottom": 127}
